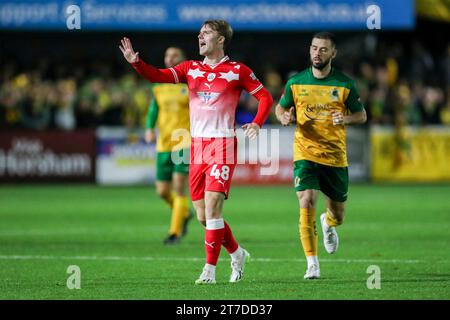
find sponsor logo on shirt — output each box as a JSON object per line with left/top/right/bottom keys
{"left": 304, "top": 103, "right": 332, "bottom": 121}
{"left": 196, "top": 91, "right": 220, "bottom": 104}
{"left": 298, "top": 88, "right": 309, "bottom": 97}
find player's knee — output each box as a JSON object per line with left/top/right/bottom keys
{"left": 297, "top": 191, "right": 316, "bottom": 208}
{"left": 299, "top": 196, "right": 315, "bottom": 209}
{"left": 205, "top": 192, "right": 224, "bottom": 219}
{"left": 172, "top": 175, "right": 187, "bottom": 196}
{"left": 205, "top": 205, "right": 222, "bottom": 219}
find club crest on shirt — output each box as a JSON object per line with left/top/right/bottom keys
{"left": 330, "top": 88, "right": 340, "bottom": 101}
{"left": 196, "top": 91, "right": 220, "bottom": 104}
{"left": 207, "top": 73, "right": 216, "bottom": 82}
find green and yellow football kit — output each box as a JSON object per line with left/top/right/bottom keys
{"left": 279, "top": 66, "right": 364, "bottom": 258}
{"left": 146, "top": 83, "right": 191, "bottom": 238}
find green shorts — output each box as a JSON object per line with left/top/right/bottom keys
{"left": 293, "top": 160, "right": 348, "bottom": 202}
{"left": 156, "top": 149, "right": 189, "bottom": 181}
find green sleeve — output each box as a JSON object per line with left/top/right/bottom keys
{"left": 345, "top": 81, "right": 364, "bottom": 113}
{"left": 279, "top": 80, "right": 294, "bottom": 109}
{"left": 146, "top": 97, "right": 158, "bottom": 129}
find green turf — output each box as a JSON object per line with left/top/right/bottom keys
{"left": 0, "top": 184, "right": 449, "bottom": 299}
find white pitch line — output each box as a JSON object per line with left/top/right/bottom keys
{"left": 0, "top": 255, "right": 428, "bottom": 264}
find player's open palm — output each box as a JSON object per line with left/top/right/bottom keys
{"left": 119, "top": 37, "right": 139, "bottom": 63}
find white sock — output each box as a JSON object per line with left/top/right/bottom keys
{"left": 306, "top": 256, "right": 319, "bottom": 268}
{"left": 206, "top": 218, "right": 224, "bottom": 230}
{"left": 230, "top": 246, "right": 243, "bottom": 261}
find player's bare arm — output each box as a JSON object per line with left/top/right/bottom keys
{"left": 275, "top": 104, "right": 295, "bottom": 126}
{"left": 331, "top": 109, "right": 367, "bottom": 125}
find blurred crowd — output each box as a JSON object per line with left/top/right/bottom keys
{"left": 1, "top": 39, "right": 449, "bottom": 131}
{"left": 0, "top": 65, "right": 151, "bottom": 131}
{"left": 350, "top": 41, "right": 450, "bottom": 126}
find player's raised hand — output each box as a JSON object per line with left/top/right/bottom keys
{"left": 280, "top": 107, "right": 295, "bottom": 126}
{"left": 331, "top": 110, "right": 344, "bottom": 125}
{"left": 119, "top": 37, "right": 139, "bottom": 63}
{"left": 242, "top": 123, "right": 260, "bottom": 140}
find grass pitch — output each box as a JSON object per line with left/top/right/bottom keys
{"left": 0, "top": 184, "right": 449, "bottom": 299}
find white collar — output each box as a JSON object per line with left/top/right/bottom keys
{"left": 202, "top": 55, "right": 230, "bottom": 68}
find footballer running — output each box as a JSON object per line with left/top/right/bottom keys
{"left": 275, "top": 32, "right": 367, "bottom": 279}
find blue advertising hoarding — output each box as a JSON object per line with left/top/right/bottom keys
{"left": 0, "top": 0, "right": 414, "bottom": 30}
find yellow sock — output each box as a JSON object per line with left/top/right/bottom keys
{"left": 299, "top": 208, "right": 318, "bottom": 257}
{"left": 168, "top": 195, "right": 189, "bottom": 236}
{"left": 325, "top": 209, "right": 343, "bottom": 227}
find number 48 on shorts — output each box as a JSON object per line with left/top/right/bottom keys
{"left": 189, "top": 137, "right": 237, "bottom": 201}
{"left": 210, "top": 164, "right": 230, "bottom": 181}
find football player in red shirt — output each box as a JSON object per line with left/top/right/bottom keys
{"left": 120, "top": 20, "right": 273, "bottom": 284}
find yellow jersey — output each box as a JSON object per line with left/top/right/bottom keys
{"left": 279, "top": 67, "right": 364, "bottom": 167}
{"left": 146, "top": 83, "right": 190, "bottom": 152}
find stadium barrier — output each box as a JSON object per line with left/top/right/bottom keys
{"left": 95, "top": 125, "right": 369, "bottom": 185}
{"left": 371, "top": 126, "right": 450, "bottom": 182}
{"left": 234, "top": 125, "right": 369, "bottom": 184}
{"left": 96, "top": 127, "right": 156, "bottom": 185}
{"left": 0, "top": 130, "right": 95, "bottom": 183}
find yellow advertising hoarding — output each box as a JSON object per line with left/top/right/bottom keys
{"left": 371, "top": 126, "right": 450, "bottom": 182}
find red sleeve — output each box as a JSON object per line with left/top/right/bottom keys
{"left": 131, "top": 59, "right": 189, "bottom": 84}
{"left": 239, "top": 64, "right": 273, "bottom": 127}
{"left": 252, "top": 87, "right": 273, "bottom": 128}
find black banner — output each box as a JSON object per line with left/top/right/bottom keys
{"left": 0, "top": 130, "right": 95, "bottom": 183}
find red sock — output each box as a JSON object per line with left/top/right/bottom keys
{"left": 205, "top": 228, "right": 225, "bottom": 266}
{"left": 222, "top": 221, "right": 239, "bottom": 254}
